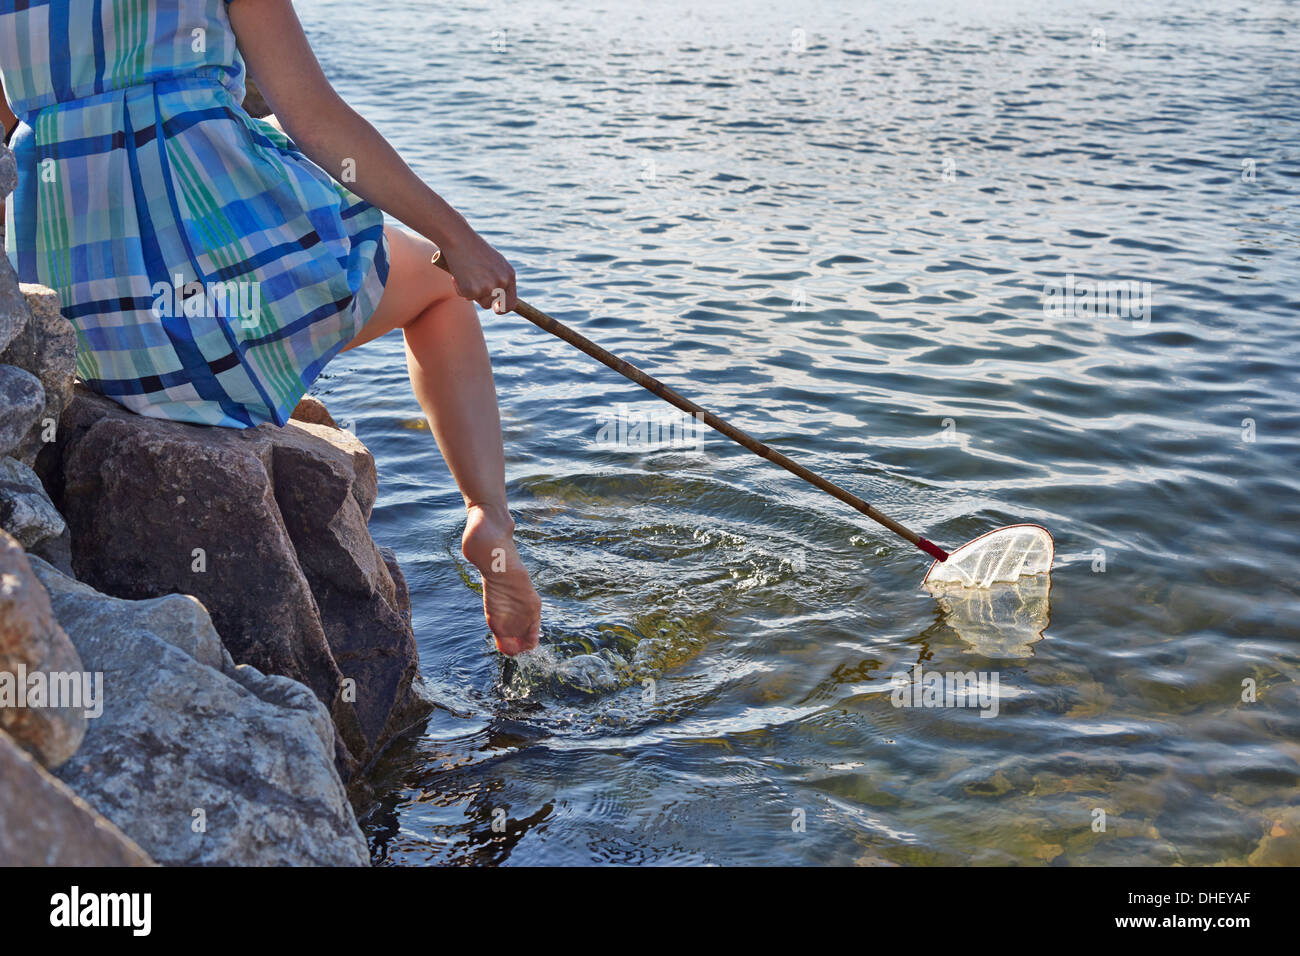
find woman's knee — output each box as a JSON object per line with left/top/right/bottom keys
{"left": 384, "top": 225, "right": 457, "bottom": 303}
{"left": 344, "top": 228, "right": 451, "bottom": 349}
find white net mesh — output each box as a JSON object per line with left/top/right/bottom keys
{"left": 922, "top": 524, "right": 1054, "bottom": 590}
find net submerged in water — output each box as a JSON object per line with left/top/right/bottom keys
{"left": 922, "top": 524, "right": 1054, "bottom": 590}
{"left": 931, "top": 576, "right": 1052, "bottom": 657}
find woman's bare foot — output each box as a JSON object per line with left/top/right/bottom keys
{"left": 461, "top": 504, "right": 542, "bottom": 655}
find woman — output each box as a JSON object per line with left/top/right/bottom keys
{"left": 0, "top": 0, "right": 541, "bottom": 654}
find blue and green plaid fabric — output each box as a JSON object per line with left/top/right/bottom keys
{"left": 1, "top": 0, "right": 388, "bottom": 427}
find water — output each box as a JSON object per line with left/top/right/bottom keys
{"left": 297, "top": 0, "right": 1300, "bottom": 865}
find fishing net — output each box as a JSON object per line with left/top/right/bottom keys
{"left": 922, "top": 524, "right": 1054, "bottom": 590}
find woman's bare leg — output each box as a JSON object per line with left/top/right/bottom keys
{"left": 345, "top": 226, "right": 541, "bottom": 655}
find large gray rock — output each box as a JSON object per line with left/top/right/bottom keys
{"left": 0, "top": 455, "right": 68, "bottom": 567}
{"left": 0, "top": 530, "right": 87, "bottom": 768}
{"left": 0, "top": 363, "right": 43, "bottom": 456}
{"left": 30, "top": 555, "right": 372, "bottom": 866}
{"left": 0, "top": 284, "right": 76, "bottom": 467}
{"left": 0, "top": 251, "right": 28, "bottom": 357}
{"left": 49, "top": 387, "right": 432, "bottom": 779}
{"left": 0, "top": 727, "right": 154, "bottom": 866}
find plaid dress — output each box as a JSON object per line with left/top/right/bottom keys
{"left": 0, "top": 0, "right": 389, "bottom": 427}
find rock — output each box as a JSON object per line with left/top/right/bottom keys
{"left": 0, "top": 144, "right": 15, "bottom": 198}
{"left": 0, "top": 284, "right": 76, "bottom": 467}
{"left": 291, "top": 394, "right": 340, "bottom": 429}
{"left": 0, "top": 727, "right": 154, "bottom": 866}
{"left": 0, "top": 363, "right": 44, "bottom": 456}
{"left": 30, "top": 555, "right": 372, "bottom": 866}
{"left": 0, "top": 145, "right": 13, "bottom": 250}
{"left": 242, "top": 76, "right": 273, "bottom": 119}
{"left": 50, "top": 386, "right": 433, "bottom": 778}
{"left": 0, "top": 530, "right": 87, "bottom": 768}
{"left": 380, "top": 547, "right": 413, "bottom": 630}
{"left": 0, "top": 146, "right": 12, "bottom": 250}
{"left": 1248, "top": 807, "right": 1300, "bottom": 866}
{"left": 0, "top": 455, "right": 68, "bottom": 560}
{"left": 0, "top": 251, "right": 29, "bottom": 356}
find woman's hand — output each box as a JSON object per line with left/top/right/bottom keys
{"left": 439, "top": 230, "right": 518, "bottom": 314}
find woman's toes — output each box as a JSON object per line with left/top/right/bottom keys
{"left": 494, "top": 628, "right": 540, "bottom": 656}
{"left": 477, "top": 555, "right": 541, "bottom": 655}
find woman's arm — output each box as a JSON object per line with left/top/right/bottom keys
{"left": 226, "top": 0, "right": 516, "bottom": 311}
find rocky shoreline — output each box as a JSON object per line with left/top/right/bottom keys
{"left": 0, "top": 140, "right": 433, "bottom": 866}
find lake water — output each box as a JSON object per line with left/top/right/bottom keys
{"left": 298, "top": 0, "right": 1300, "bottom": 865}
